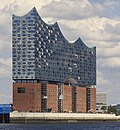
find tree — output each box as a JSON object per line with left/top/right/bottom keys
{"left": 107, "top": 106, "right": 118, "bottom": 115}
{"left": 101, "top": 106, "right": 107, "bottom": 113}
{"left": 101, "top": 106, "right": 107, "bottom": 111}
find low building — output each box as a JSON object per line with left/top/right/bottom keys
{"left": 96, "top": 92, "right": 107, "bottom": 113}
{"left": 0, "top": 104, "right": 11, "bottom": 123}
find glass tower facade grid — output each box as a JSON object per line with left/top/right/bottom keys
{"left": 12, "top": 7, "right": 96, "bottom": 86}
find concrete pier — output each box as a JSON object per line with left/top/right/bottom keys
{"left": 10, "top": 112, "right": 119, "bottom": 123}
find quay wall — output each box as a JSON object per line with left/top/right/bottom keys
{"left": 10, "top": 112, "right": 119, "bottom": 123}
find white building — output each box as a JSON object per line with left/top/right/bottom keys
{"left": 96, "top": 92, "right": 107, "bottom": 113}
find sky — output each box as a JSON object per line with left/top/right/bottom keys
{"left": 0, "top": 0, "right": 120, "bottom": 105}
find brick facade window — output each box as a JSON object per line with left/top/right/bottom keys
{"left": 18, "top": 87, "right": 25, "bottom": 93}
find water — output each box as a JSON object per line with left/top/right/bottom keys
{"left": 0, "top": 122, "right": 120, "bottom": 130}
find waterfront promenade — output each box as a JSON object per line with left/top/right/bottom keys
{"left": 10, "top": 112, "right": 120, "bottom": 123}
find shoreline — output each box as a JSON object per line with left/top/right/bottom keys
{"left": 10, "top": 112, "right": 120, "bottom": 123}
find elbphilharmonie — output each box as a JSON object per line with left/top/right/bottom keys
{"left": 12, "top": 7, "right": 96, "bottom": 113}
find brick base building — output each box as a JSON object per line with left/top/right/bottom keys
{"left": 13, "top": 83, "right": 41, "bottom": 112}
{"left": 62, "top": 85, "right": 72, "bottom": 112}
{"left": 76, "top": 86, "right": 86, "bottom": 113}
{"left": 86, "top": 87, "right": 96, "bottom": 112}
{"left": 13, "top": 82, "right": 96, "bottom": 113}
{"left": 47, "top": 84, "right": 58, "bottom": 112}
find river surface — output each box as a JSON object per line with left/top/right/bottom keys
{"left": 0, "top": 122, "right": 120, "bottom": 130}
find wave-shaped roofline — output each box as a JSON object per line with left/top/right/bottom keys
{"left": 12, "top": 7, "right": 56, "bottom": 26}
{"left": 13, "top": 7, "right": 95, "bottom": 49}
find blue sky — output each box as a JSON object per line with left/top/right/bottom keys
{"left": 0, "top": 0, "right": 120, "bottom": 104}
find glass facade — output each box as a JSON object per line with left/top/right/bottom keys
{"left": 12, "top": 7, "right": 96, "bottom": 86}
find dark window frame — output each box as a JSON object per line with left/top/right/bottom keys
{"left": 18, "top": 87, "right": 25, "bottom": 93}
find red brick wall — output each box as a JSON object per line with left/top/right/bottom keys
{"left": 62, "top": 85, "right": 72, "bottom": 112}
{"left": 13, "top": 82, "right": 41, "bottom": 112}
{"left": 13, "top": 82, "right": 96, "bottom": 113}
{"left": 76, "top": 86, "right": 86, "bottom": 113}
{"left": 90, "top": 87, "right": 96, "bottom": 112}
{"left": 47, "top": 84, "right": 58, "bottom": 112}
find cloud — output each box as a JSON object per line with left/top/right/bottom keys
{"left": 40, "top": 0, "right": 120, "bottom": 20}
{"left": 0, "top": 94, "right": 11, "bottom": 104}
{"left": 0, "top": 0, "right": 120, "bottom": 104}
{"left": 97, "top": 71, "right": 110, "bottom": 86}
{"left": 97, "top": 68, "right": 120, "bottom": 104}
{"left": 97, "top": 43, "right": 120, "bottom": 58}
{"left": 0, "top": 77, "right": 12, "bottom": 104}
{"left": 40, "top": 0, "right": 93, "bottom": 20}
{"left": 0, "top": 0, "right": 120, "bottom": 58}
{"left": 0, "top": 0, "right": 54, "bottom": 53}
{"left": 53, "top": 16, "right": 120, "bottom": 61}
{"left": 58, "top": 16, "right": 120, "bottom": 41}
{"left": 98, "top": 57, "right": 120, "bottom": 68}
{"left": 104, "top": 23, "right": 120, "bottom": 35}
{"left": 0, "top": 58, "right": 11, "bottom": 78}
{"left": 0, "top": 0, "right": 53, "bottom": 14}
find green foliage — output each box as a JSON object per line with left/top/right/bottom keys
{"left": 101, "top": 106, "right": 107, "bottom": 110}
{"left": 107, "top": 106, "right": 118, "bottom": 115}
